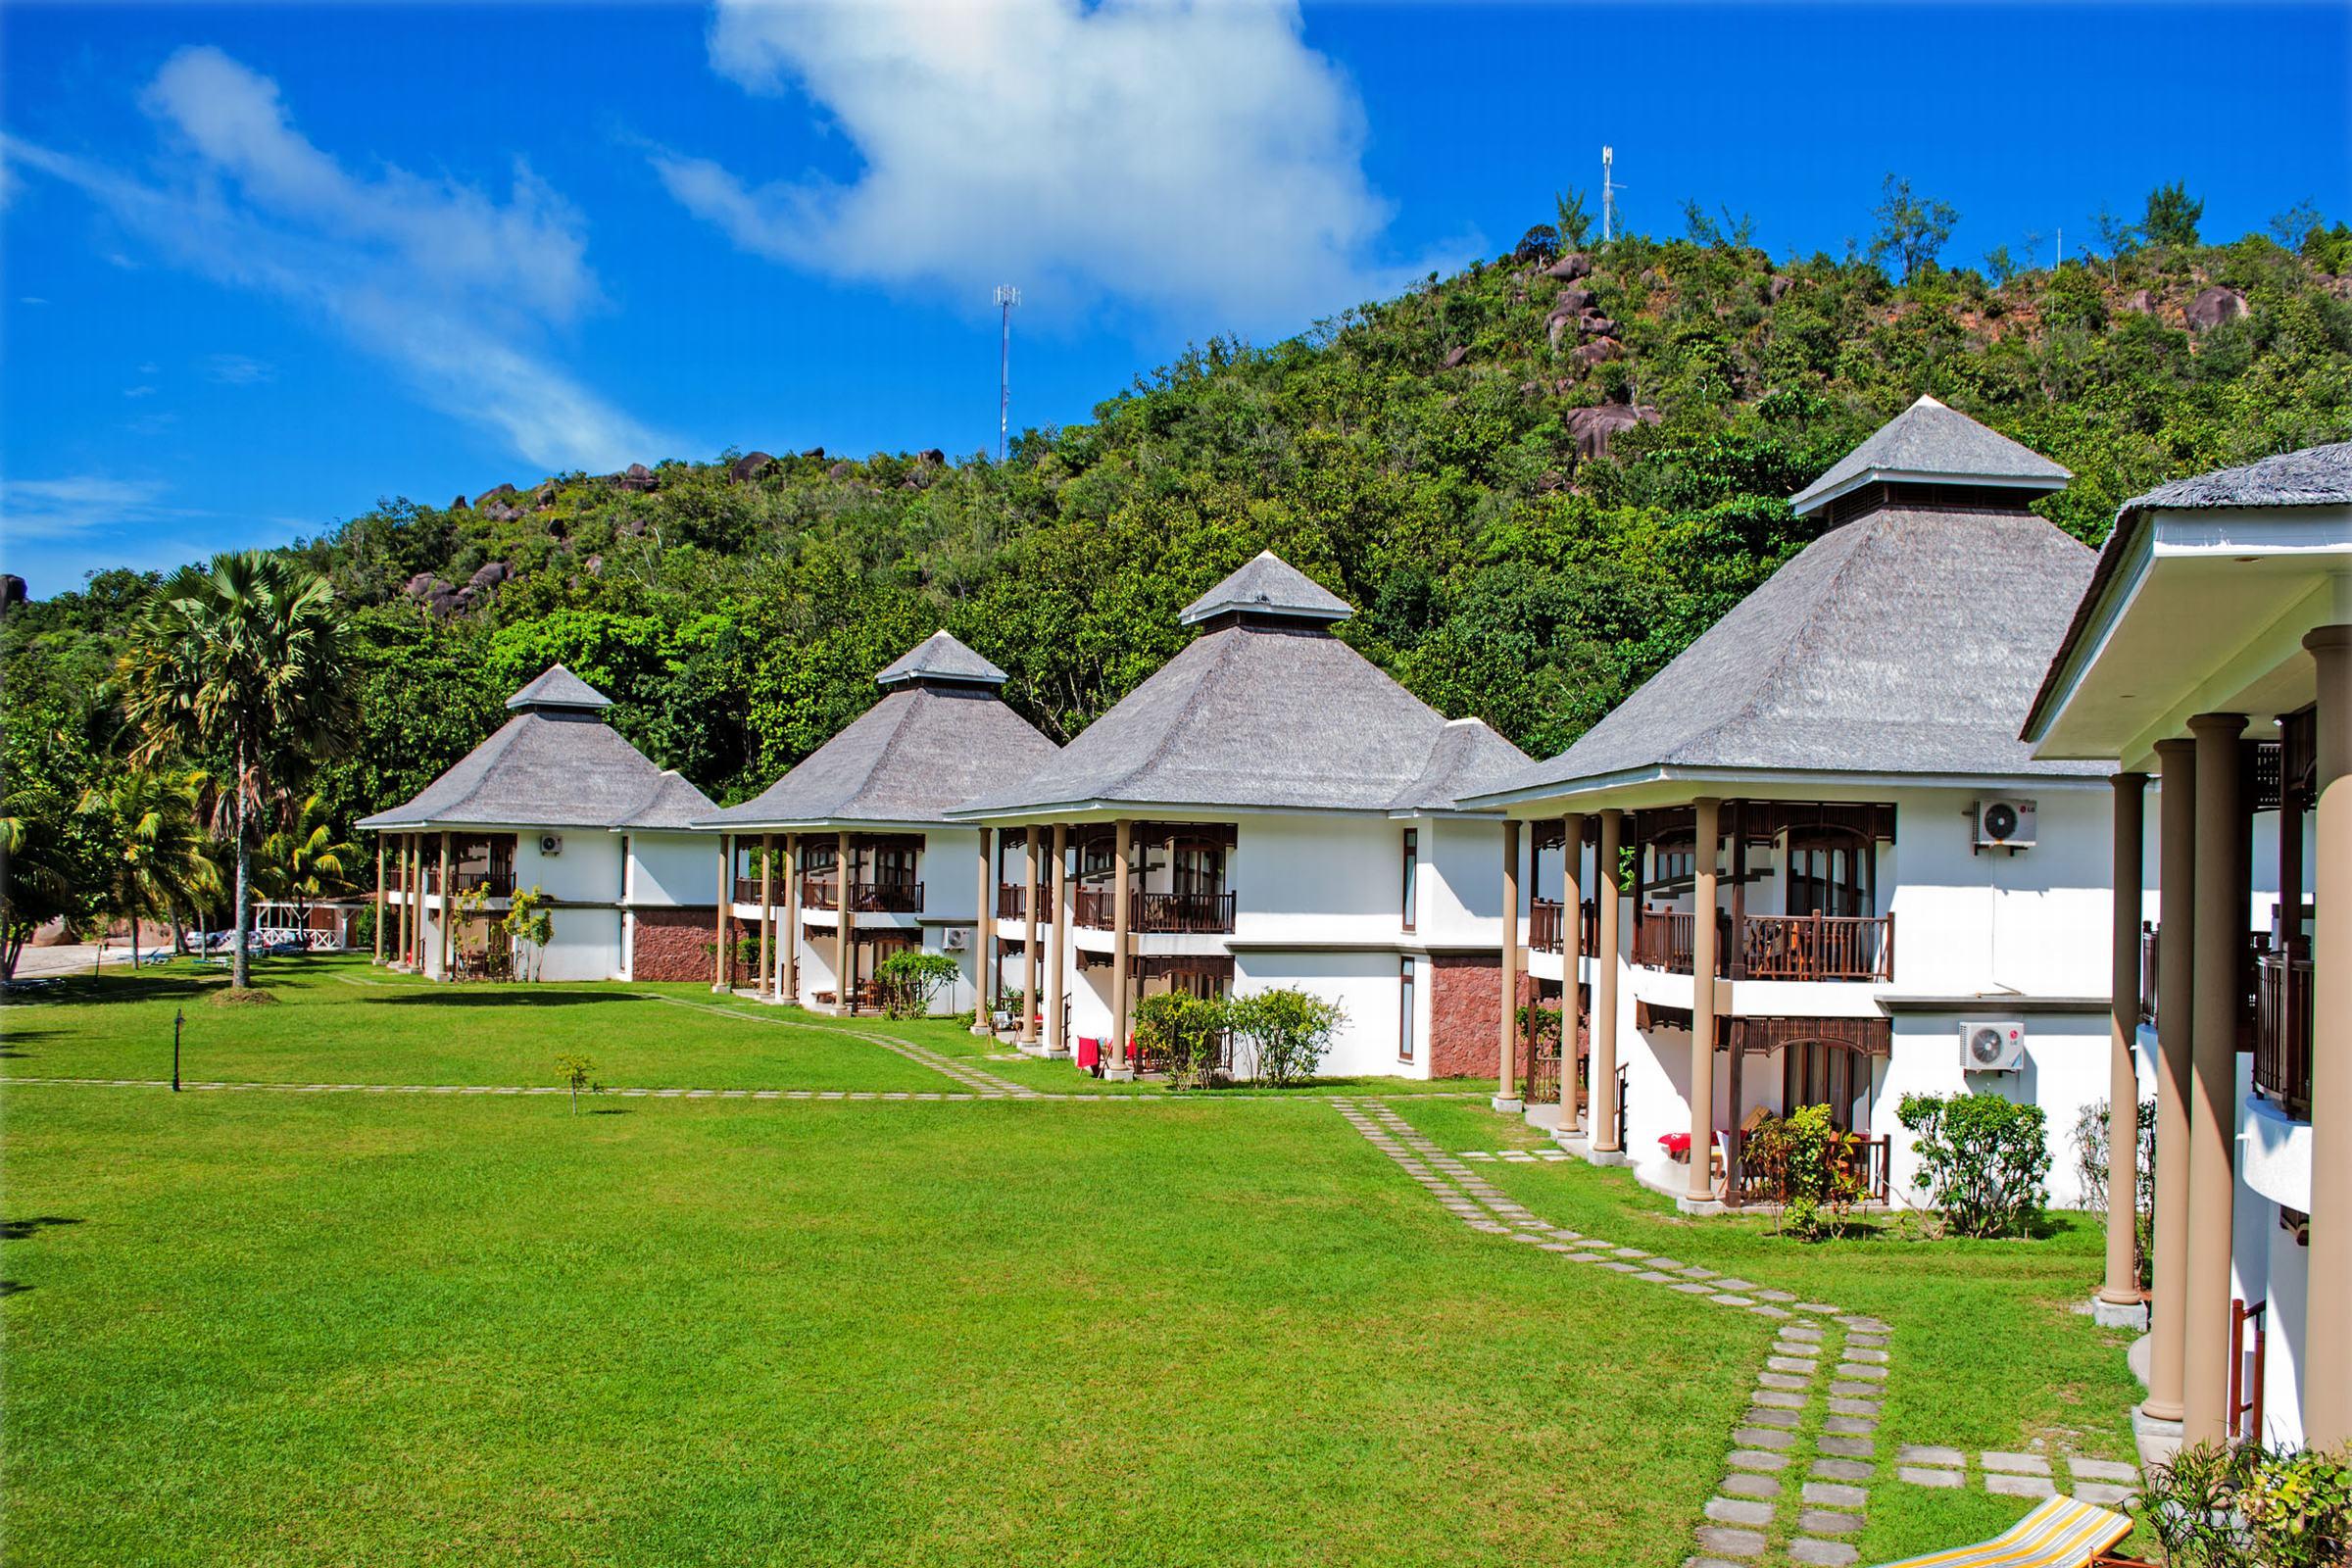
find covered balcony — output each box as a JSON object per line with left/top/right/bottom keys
{"left": 1068, "top": 821, "right": 1238, "bottom": 935}
{"left": 792, "top": 833, "right": 924, "bottom": 919}
{"left": 997, "top": 883, "right": 1053, "bottom": 922}
{"left": 445, "top": 833, "right": 517, "bottom": 900}
{"left": 1623, "top": 800, "right": 1897, "bottom": 985}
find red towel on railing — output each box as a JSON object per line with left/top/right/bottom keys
{"left": 1076, "top": 1038, "right": 1100, "bottom": 1071}
{"left": 1658, "top": 1132, "right": 1692, "bottom": 1156}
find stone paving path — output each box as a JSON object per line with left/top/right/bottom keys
{"left": 1887, "top": 1444, "right": 2138, "bottom": 1506}
{"left": 634, "top": 993, "right": 1037, "bottom": 1097}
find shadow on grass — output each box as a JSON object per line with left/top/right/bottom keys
{"left": 6, "top": 973, "right": 220, "bottom": 1007}
{"left": 372, "top": 989, "right": 651, "bottom": 1009}
{"left": 2, "top": 1216, "right": 83, "bottom": 1241}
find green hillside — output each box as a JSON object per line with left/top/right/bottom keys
{"left": 10, "top": 208, "right": 2351, "bottom": 846}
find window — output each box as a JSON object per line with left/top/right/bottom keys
{"left": 1652, "top": 837, "right": 1695, "bottom": 887}
{"left": 1400, "top": 828, "right": 1418, "bottom": 931}
{"left": 1788, "top": 831, "right": 1872, "bottom": 917}
{"left": 1398, "top": 957, "right": 1417, "bottom": 1061}
{"left": 1172, "top": 842, "right": 1225, "bottom": 896}
{"left": 872, "top": 846, "right": 918, "bottom": 888}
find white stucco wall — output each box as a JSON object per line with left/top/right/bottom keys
{"left": 626, "top": 831, "right": 711, "bottom": 907}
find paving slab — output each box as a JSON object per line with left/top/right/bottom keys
{"left": 1704, "top": 1497, "right": 1776, "bottom": 1528}
{"left": 1752, "top": 1390, "right": 1807, "bottom": 1409}
{"left": 2070, "top": 1458, "right": 2140, "bottom": 1484}
{"left": 1788, "top": 1538, "right": 1860, "bottom": 1566}
{"left": 1734, "top": 1426, "right": 1796, "bottom": 1449}
{"left": 1798, "top": 1510, "right": 1864, "bottom": 1537}
{"left": 1897, "top": 1466, "right": 1963, "bottom": 1488}
{"left": 1730, "top": 1449, "right": 1791, "bottom": 1473}
{"left": 1767, "top": 1356, "right": 1821, "bottom": 1375}
{"left": 1835, "top": 1363, "right": 1887, "bottom": 1381}
{"left": 1746, "top": 1407, "right": 1802, "bottom": 1430}
{"left": 1803, "top": 1482, "right": 1869, "bottom": 1509}
{"left": 1817, "top": 1436, "right": 1875, "bottom": 1459}
{"left": 1987, "top": 1473, "right": 2057, "bottom": 1498}
{"left": 1757, "top": 1372, "right": 1811, "bottom": 1392}
{"left": 1823, "top": 1415, "right": 1877, "bottom": 1436}
{"left": 1811, "top": 1459, "right": 1873, "bottom": 1482}
{"left": 1721, "top": 1473, "right": 1781, "bottom": 1500}
{"left": 1897, "top": 1446, "right": 1965, "bottom": 1466}
{"left": 1693, "top": 1526, "right": 1767, "bottom": 1559}
{"left": 1984, "top": 1451, "right": 2053, "bottom": 1476}
{"left": 1841, "top": 1347, "right": 1889, "bottom": 1365}
{"left": 2076, "top": 1481, "right": 2137, "bottom": 1506}
{"left": 1830, "top": 1383, "right": 1883, "bottom": 1399}
{"left": 1828, "top": 1396, "right": 1881, "bottom": 1416}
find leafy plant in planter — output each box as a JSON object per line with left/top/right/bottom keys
{"left": 1746, "top": 1103, "right": 1865, "bottom": 1241}
{"left": 1896, "top": 1091, "right": 2050, "bottom": 1238}
{"left": 1134, "top": 992, "right": 1228, "bottom": 1090}
{"left": 2138, "top": 1441, "right": 2352, "bottom": 1568}
{"left": 875, "top": 951, "right": 960, "bottom": 1019}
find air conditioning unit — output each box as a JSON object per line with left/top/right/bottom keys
{"left": 942, "top": 927, "right": 969, "bottom": 952}
{"left": 539, "top": 834, "right": 564, "bottom": 857}
{"left": 1973, "top": 798, "right": 2036, "bottom": 853}
{"left": 1959, "top": 1019, "right": 2027, "bottom": 1072}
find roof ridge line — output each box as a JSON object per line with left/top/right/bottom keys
{"left": 1672, "top": 519, "right": 1880, "bottom": 759}
{"left": 1108, "top": 626, "right": 1246, "bottom": 797}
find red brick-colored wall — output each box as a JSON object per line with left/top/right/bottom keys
{"left": 1427, "top": 954, "right": 1532, "bottom": 1079}
{"left": 630, "top": 906, "right": 752, "bottom": 984}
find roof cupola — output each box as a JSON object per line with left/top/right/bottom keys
{"left": 1790, "top": 395, "right": 2071, "bottom": 525}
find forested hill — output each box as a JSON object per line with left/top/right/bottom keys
{"left": 11, "top": 212, "right": 2352, "bottom": 845}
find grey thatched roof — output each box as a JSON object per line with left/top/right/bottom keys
{"left": 957, "top": 616, "right": 1531, "bottom": 816}
{"left": 1469, "top": 505, "right": 2110, "bottom": 803}
{"left": 1178, "top": 551, "right": 1352, "bottom": 626}
{"left": 1389, "top": 718, "right": 1536, "bottom": 811}
{"left": 875, "top": 630, "right": 1007, "bottom": 688}
{"left": 2024, "top": 440, "right": 2352, "bottom": 740}
{"left": 356, "top": 697, "right": 716, "bottom": 833}
{"left": 698, "top": 660, "right": 1058, "bottom": 829}
{"left": 1789, "top": 396, "right": 2072, "bottom": 516}
{"left": 506, "top": 664, "right": 612, "bottom": 710}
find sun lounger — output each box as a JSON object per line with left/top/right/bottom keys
{"left": 1869, "top": 1494, "right": 2134, "bottom": 1568}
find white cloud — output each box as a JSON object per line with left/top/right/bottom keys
{"left": 205, "top": 353, "right": 274, "bottom": 385}
{"left": 123, "top": 384, "right": 158, "bottom": 398}
{"left": 658, "top": 0, "right": 1463, "bottom": 333}
{"left": 6, "top": 46, "right": 661, "bottom": 473}
{"left": 0, "top": 475, "right": 191, "bottom": 542}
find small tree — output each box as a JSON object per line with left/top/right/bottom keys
{"left": 502, "top": 885, "right": 554, "bottom": 981}
{"left": 1868, "top": 173, "right": 1958, "bottom": 282}
{"left": 75, "top": 768, "right": 219, "bottom": 968}
{"left": 875, "top": 950, "right": 959, "bottom": 1019}
{"left": 1897, "top": 1091, "right": 2051, "bottom": 1238}
{"left": 1135, "top": 992, "right": 1229, "bottom": 1090}
{"left": 1553, "top": 187, "right": 1593, "bottom": 250}
{"left": 554, "top": 1053, "right": 600, "bottom": 1113}
{"left": 251, "top": 792, "right": 357, "bottom": 939}
{"left": 2091, "top": 204, "right": 2141, "bottom": 283}
{"left": 2141, "top": 180, "right": 2204, "bottom": 250}
{"left": 2073, "top": 1095, "right": 2159, "bottom": 1287}
{"left": 1513, "top": 224, "right": 1561, "bottom": 265}
{"left": 1227, "top": 988, "right": 1345, "bottom": 1089}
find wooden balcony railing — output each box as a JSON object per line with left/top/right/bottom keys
{"left": 849, "top": 880, "right": 923, "bottom": 914}
{"left": 800, "top": 877, "right": 838, "bottom": 911}
{"left": 733, "top": 875, "right": 763, "bottom": 906}
{"left": 1072, "top": 889, "right": 1237, "bottom": 933}
{"left": 1740, "top": 913, "right": 1894, "bottom": 982}
{"left": 2141, "top": 922, "right": 2160, "bottom": 1024}
{"left": 1528, "top": 899, "right": 1602, "bottom": 956}
{"left": 2254, "top": 953, "right": 2314, "bottom": 1121}
{"left": 1632, "top": 908, "right": 1726, "bottom": 975}
{"left": 1725, "top": 1130, "right": 1892, "bottom": 1208}
{"left": 997, "top": 884, "right": 1053, "bottom": 923}
{"left": 451, "top": 870, "right": 515, "bottom": 897}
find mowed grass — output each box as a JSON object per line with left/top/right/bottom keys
{"left": 904, "top": 1015, "right": 1501, "bottom": 1099}
{"left": 1382, "top": 1099, "right": 2154, "bottom": 1562}
{"left": 2, "top": 1086, "right": 1755, "bottom": 1567}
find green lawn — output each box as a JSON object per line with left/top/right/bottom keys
{"left": 1, "top": 961, "right": 2149, "bottom": 1565}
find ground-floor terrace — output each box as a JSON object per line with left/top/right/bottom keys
{"left": 3, "top": 952, "right": 2162, "bottom": 1567}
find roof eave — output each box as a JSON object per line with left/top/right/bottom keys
{"left": 1791, "top": 466, "right": 2070, "bottom": 518}
{"left": 1460, "top": 760, "right": 2114, "bottom": 813}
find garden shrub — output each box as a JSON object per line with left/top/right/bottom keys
{"left": 1226, "top": 989, "right": 1345, "bottom": 1088}
{"left": 2140, "top": 1442, "right": 2352, "bottom": 1568}
{"left": 1134, "top": 992, "right": 1228, "bottom": 1091}
{"left": 1896, "top": 1091, "right": 2050, "bottom": 1237}
{"left": 2072, "top": 1094, "right": 2159, "bottom": 1284}
{"left": 1745, "top": 1103, "right": 1864, "bottom": 1241}
{"left": 875, "top": 951, "right": 960, "bottom": 1019}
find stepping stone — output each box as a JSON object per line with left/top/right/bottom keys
{"left": 1788, "top": 1539, "right": 1860, "bottom": 1567}
{"left": 1987, "top": 1474, "right": 2056, "bottom": 1499}
{"left": 1673, "top": 1281, "right": 1715, "bottom": 1294}
{"left": 1752, "top": 1390, "right": 1807, "bottom": 1409}
{"left": 1799, "top": 1511, "right": 1864, "bottom": 1537}
{"left": 1721, "top": 1473, "right": 1780, "bottom": 1500}
{"left": 1824, "top": 1415, "right": 1877, "bottom": 1436}
{"left": 1598, "top": 1259, "right": 1642, "bottom": 1273}
{"left": 1614, "top": 1247, "right": 1651, "bottom": 1258}
{"left": 1782, "top": 1324, "right": 1825, "bottom": 1343}
{"left": 1755, "top": 1288, "right": 1796, "bottom": 1302}
{"left": 1767, "top": 1356, "right": 1820, "bottom": 1375}
{"left": 1817, "top": 1436, "right": 1875, "bottom": 1459}
{"left": 1795, "top": 1302, "right": 1841, "bottom": 1315}
{"left": 1828, "top": 1397, "right": 1880, "bottom": 1416}
{"left": 1751, "top": 1304, "right": 1792, "bottom": 1319}
{"left": 1897, "top": 1446, "right": 1964, "bottom": 1467}
{"left": 1838, "top": 1316, "right": 1890, "bottom": 1334}
{"left": 1846, "top": 1333, "right": 1888, "bottom": 1349}
{"left": 1637, "top": 1270, "right": 1678, "bottom": 1283}
{"left": 1713, "top": 1278, "right": 1760, "bottom": 1292}
{"left": 1898, "top": 1466, "right": 1963, "bottom": 1489}
{"left": 1831, "top": 1382, "right": 1883, "bottom": 1398}
{"left": 2076, "top": 1481, "right": 2137, "bottom": 1506}
{"left": 1842, "top": 1347, "right": 1889, "bottom": 1365}
{"left": 1688, "top": 1558, "right": 1752, "bottom": 1568}
{"left": 1693, "top": 1526, "right": 1767, "bottom": 1559}
{"left": 1757, "top": 1373, "right": 1811, "bottom": 1392}
{"left": 1811, "top": 1458, "right": 1872, "bottom": 1482}
{"left": 1803, "top": 1482, "right": 1868, "bottom": 1509}
{"left": 1681, "top": 1266, "right": 1721, "bottom": 1280}
{"left": 1704, "top": 1497, "right": 1775, "bottom": 1527}
{"left": 1746, "top": 1408, "right": 1802, "bottom": 1430}
{"left": 1540, "top": 1243, "right": 1579, "bottom": 1253}
{"left": 1735, "top": 1427, "right": 1796, "bottom": 1451}
{"left": 1712, "top": 1293, "right": 1756, "bottom": 1307}
{"left": 1645, "top": 1257, "right": 1687, "bottom": 1270}
{"left": 2070, "top": 1458, "right": 2139, "bottom": 1484}
{"left": 1835, "top": 1363, "right": 1887, "bottom": 1381}
{"left": 1984, "top": 1451, "right": 2052, "bottom": 1476}
{"left": 1730, "top": 1449, "right": 1790, "bottom": 1473}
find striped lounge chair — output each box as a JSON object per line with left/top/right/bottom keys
{"left": 1870, "top": 1494, "right": 2135, "bottom": 1568}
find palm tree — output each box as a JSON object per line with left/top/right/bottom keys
{"left": 76, "top": 768, "right": 220, "bottom": 967}
{"left": 116, "top": 552, "right": 354, "bottom": 989}
{"left": 252, "top": 793, "right": 357, "bottom": 944}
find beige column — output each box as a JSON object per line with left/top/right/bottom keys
{"left": 2145, "top": 738, "right": 2197, "bottom": 1424}
{"left": 1108, "top": 819, "right": 1134, "bottom": 1080}
{"left": 972, "top": 828, "right": 994, "bottom": 1034}
{"left": 1496, "top": 818, "right": 1522, "bottom": 1108}
{"left": 712, "top": 834, "right": 731, "bottom": 992}
{"left": 1687, "top": 798, "right": 1722, "bottom": 1203}
{"left": 406, "top": 834, "right": 419, "bottom": 966}
{"left": 2303, "top": 626, "right": 2352, "bottom": 1446}
{"left": 1046, "top": 824, "right": 1069, "bottom": 1054}
{"left": 1562, "top": 812, "right": 1588, "bottom": 1127}
{"left": 2101, "top": 771, "right": 2149, "bottom": 1309}
{"left": 1019, "top": 826, "right": 1042, "bottom": 1046}
{"left": 373, "top": 839, "right": 386, "bottom": 963}
{"left": 782, "top": 833, "right": 800, "bottom": 1004}
{"left": 395, "top": 835, "right": 411, "bottom": 966}
{"left": 758, "top": 833, "right": 775, "bottom": 999}
{"left": 1592, "top": 809, "right": 1625, "bottom": 1154}
{"left": 834, "top": 831, "right": 853, "bottom": 1015}
{"left": 437, "top": 830, "right": 453, "bottom": 981}
{"left": 2182, "top": 712, "right": 2246, "bottom": 1446}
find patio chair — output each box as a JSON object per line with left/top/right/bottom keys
{"left": 1867, "top": 1494, "right": 2133, "bottom": 1568}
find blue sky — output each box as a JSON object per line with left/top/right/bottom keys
{"left": 3, "top": 1, "right": 2346, "bottom": 596}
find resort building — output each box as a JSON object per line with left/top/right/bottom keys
{"left": 2025, "top": 440, "right": 2349, "bottom": 1454}
{"left": 694, "top": 631, "right": 1058, "bottom": 1016}
{"left": 1461, "top": 397, "right": 2145, "bottom": 1212}
{"left": 951, "top": 552, "right": 1531, "bottom": 1080}
{"left": 358, "top": 665, "right": 718, "bottom": 981}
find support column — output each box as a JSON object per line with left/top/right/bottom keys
{"left": 972, "top": 828, "right": 994, "bottom": 1034}
{"left": 1019, "top": 826, "right": 1042, "bottom": 1048}
{"left": 1562, "top": 811, "right": 1588, "bottom": 1130}
{"left": 1687, "top": 798, "right": 1721, "bottom": 1205}
{"left": 835, "top": 831, "right": 853, "bottom": 1016}
{"left": 782, "top": 834, "right": 800, "bottom": 1004}
{"left": 758, "top": 833, "right": 775, "bottom": 1000}
{"left": 1047, "top": 825, "right": 1069, "bottom": 1056}
{"left": 406, "top": 834, "right": 420, "bottom": 967}
{"left": 712, "top": 834, "right": 731, "bottom": 992}
{"left": 2145, "top": 739, "right": 2197, "bottom": 1426}
{"left": 373, "top": 839, "right": 386, "bottom": 964}
{"left": 1107, "top": 820, "right": 1135, "bottom": 1081}
{"left": 1592, "top": 809, "right": 1625, "bottom": 1158}
{"left": 2303, "top": 626, "right": 2352, "bottom": 1446}
{"left": 395, "top": 834, "right": 412, "bottom": 967}
{"left": 1494, "top": 818, "right": 1523, "bottom": 1112}
{"left": 2182, "top": 712, "right": 2246, "bottom": 1446}
{"left": 437, "top": 830, "right": 453, "bottom": 981}
{"left": 2100, "top": 771, "right": 2150, "bottom": 1323}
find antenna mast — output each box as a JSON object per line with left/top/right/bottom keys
{"left": 1601, "top": 146, "right": 1618, "bottom": 244}
{"left": 994, "top": 283, "right": 1020, "bottom": 463}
